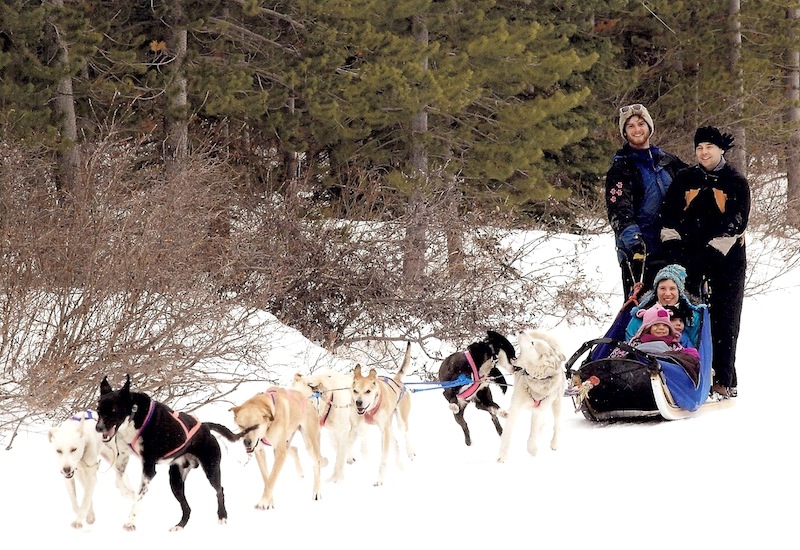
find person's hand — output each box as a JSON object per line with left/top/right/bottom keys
{"left": 620, "top": 225, "right": 643, "bottom": 256}
{"left": 708, "top": 236, "right": 737, "bottom": 256}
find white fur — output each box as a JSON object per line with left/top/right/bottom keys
{"left": 48, "top": 412, "right": 134, "bottom": 528}
{"left": 497, "top": 330, "right": 566, "bottom": 462}
{"left": 291, "top": 369, "right": 365, "bottom": 482}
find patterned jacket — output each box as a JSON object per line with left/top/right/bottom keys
{"left": 605, "top": 144, "right": 687, "bottom": 259}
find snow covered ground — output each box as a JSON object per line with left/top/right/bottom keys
{"left": 1, "top": 231, "right": 797, "bottom": 549}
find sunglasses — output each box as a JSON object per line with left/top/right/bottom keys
{"left": 619, "top": 104, "right": 645, "bottom": 115}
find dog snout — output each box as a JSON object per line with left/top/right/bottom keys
{"left": 61, "top": 467, "right": 75, "bottom": 478}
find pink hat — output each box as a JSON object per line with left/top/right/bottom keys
{"left": 635, "top": 303, "right": 678, "bottom": 338}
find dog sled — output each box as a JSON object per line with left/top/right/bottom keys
{"left": 565, "top": 298, "right": 730, "bottom": 421}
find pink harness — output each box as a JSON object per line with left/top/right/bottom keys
{"left": 128, "top": 401, "right": 202, "bottom": 459}
{"left": 260, "top": 389, "right": 307, "bottom": 446}
{"left": 457, "top": 350, "right": 482, "bottom": 399}
{"left": 318, "top": 392, "right": 334, "bottom": 426}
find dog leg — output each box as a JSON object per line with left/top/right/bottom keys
{"left": 496, "top": 399, "right": 521, "bottom": 463}
{"left": 111, "top": 452, "right": 135, "bottom": 500}
{"left": 300, "top": 426, "right": 322, "bottom": 501}
{"left": 76, "top": 466, "right": 98, "bottom": 527}
{"left": 255, "top": 443, "right": 287, "bottom": 509}
{"left": 62, "top": 474, "right": 83, "bottom": 528}
{"left": 474, "top": 388, "right": 505, "bottom": 437}
{"left": 526, "top": 409, "right": 545, "bottom": 456}
{"left": 197, "top": 442, "right": 228, "bottom": 527}
{"left": 452, "top": 404, "right": 472, "bottom": 446}
{"left": 288, "top": 445, "right": 304, "bottom": 478}
{"left": 396, "top": 403, "right": 415, "bottom": 461}
{"left": 374, "top": 423, "right": 392, "bottom": 486}
{"left": 124, "top": 469, "right": 153, "bottom": 531}
{"left": 168, "top": 460, "right": 193, "bottom": 531}
{"left": 550, "top": 394, "right": 562, "bottom": 451}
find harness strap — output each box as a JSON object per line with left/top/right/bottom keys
{"left": 457, "top": 350, "right": 482, "bottom": 399}
{"left": 318, "top": 392, "right": 334, "bottom": 426}
{"left": 163, "top": 412, "right": 203, "bottom": 459}
{"left": 363, "top": 388, "right": 383, "bottom": 424}
{"left": 128, "top": 401, "right": 155, "bottom": 456}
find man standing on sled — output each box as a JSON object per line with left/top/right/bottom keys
{"left": 605, "top": 103, "right": 687, "bottom": 300}
{"left": 660, "top": 126, "right": 750, "bottom": 400}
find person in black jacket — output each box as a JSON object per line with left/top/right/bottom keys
{"left": 605, "top": 104, "right": 687, "bottom": 300}
{"left": 660, "top": 126, "right": 750, "bottom": 400}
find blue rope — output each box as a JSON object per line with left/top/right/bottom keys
{"left": 404, "top": 373, "right": 473, "bottom": 393}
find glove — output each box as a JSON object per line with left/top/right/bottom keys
{"left": 660, "top": 227, "right": 682, "bottom": 242}
{"left": 708, "top": 236, "right": 737, "bottom": 256}
{"left": 619, "top": 225, "right": 643, "bottom": 254}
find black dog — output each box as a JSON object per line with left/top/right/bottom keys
{"left": 438, "top": 330, "right": 516, "bottom": 446}
{"left": 95, "top": 374, "right": 238, "bottom": 531}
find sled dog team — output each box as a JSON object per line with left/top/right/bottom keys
{"left": 49, "top": 329, "right": 565, "bottom": 532}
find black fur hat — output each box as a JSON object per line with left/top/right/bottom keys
{"left": 694, "top": 126, "right": 735, "bottom": 151}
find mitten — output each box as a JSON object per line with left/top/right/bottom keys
{"left": 708, "top": 236, "right": 737, "bottom": 256}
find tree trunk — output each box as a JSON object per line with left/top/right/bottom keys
{"left": 46, "top": 0, "right": 80, "bottom": 199}
{"left": 403, "top": 14, "right": 429, "bottom": 283}
{"left": 788, "top": 7, "right": 800, "bottom": 228}
{"left": 728, "top": 0, "right": 747, "bottom": 174}
{"left": 164, "top": 3, "right": 188, "bottom": 174}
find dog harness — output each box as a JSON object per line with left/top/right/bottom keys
{"left": 128, "top": 401, "right": 202, "bottom": 459}
{"left": 71, "top": 410, "right": 95, "bottom": 422}
{"left": 457, "top": 350, "right": 482, "bottom": 400}
{"left": 259, "top": 388, "right": 307, "bottom": 446}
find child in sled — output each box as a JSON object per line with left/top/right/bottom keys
{"left": 611, "top": 303, "right": 701, "bottom": 383}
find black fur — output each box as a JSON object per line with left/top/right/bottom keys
{"left": 438, "top": 331, "right": 516, "bottom": 446}
{"left": 95, "top": 374, "right": 238, "bottom": 531}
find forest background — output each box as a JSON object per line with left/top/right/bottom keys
{"left": 2, "top": 0, "right": 800, "bottom": 436}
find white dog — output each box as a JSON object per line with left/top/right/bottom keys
{"left": 48, "top": 410, "right": 134, "bottom": 528}
{"left": 497, "top": 329, "right": 566, "bottom": 462}
{"left": 292, "top": 369, "right": 365, "bottom": 482}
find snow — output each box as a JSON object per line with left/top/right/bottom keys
{"left": 1, "top": 231, "right": 797, "bottom": 549}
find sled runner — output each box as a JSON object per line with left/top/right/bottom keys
{"left": 565, "top": 299, "right": 731, "bottom": 421}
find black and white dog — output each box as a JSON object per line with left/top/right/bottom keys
{"left": 95, "top": 374, "right": 239, "bottom": 531}
{"left": 438, "top": 330, "right": 516, "bottom": 446}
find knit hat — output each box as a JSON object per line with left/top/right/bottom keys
{"left": 653, "top": 264, "right": 687, "bottom": 297}
{"left": 694, "top": 126, "right": 735, "bottom": 151}
{"left": 634, "top": 303, "right": 678, "bottom": 339}
{"left": 619, "top": 104, "right": 654, "bottom": 139}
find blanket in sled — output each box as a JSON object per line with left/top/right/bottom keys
{"left": 566, "top": 300, "right": 733, "bottom": 421}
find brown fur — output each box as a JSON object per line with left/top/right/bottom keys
{"left": 350, "top": 342, "right": 415, "bottom": 486}
{"left": 230, "top": 387, "right": 323, "bottom": 509}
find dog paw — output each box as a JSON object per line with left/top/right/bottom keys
{"left": 448, "top": 403, "right": 459, "bottom": 414}
{"left": 255, "top": 501, "right": 275, "bottom": 510}
{"left": 526, "top": 444, "right": 539, "bottom": 457}
{"left": 70, "top": 520, "right": 84, "bottom": 529}
{"left": 496, "top": 455, "right": 506, "bottom": 464}
{"left": 169, "top": 525, "right": 185, "bottom": 532}
{"left": 498, "top": 409, "right": 508, "bottom": 418}
{"left": 123, "top": 522, "right": 136, "bottom": 531}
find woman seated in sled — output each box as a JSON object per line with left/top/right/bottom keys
{"left": 612, "top": 303, "right": 701, "bottom": 383}
{"left": 625, "top": 264, "right": 703, "bottom": 348}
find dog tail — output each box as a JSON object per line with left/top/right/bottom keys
{"left": 393, "top": 342, "right": 412, "bottom": 383}
{"left": 205, "top": 422, "right": 240, "bottom": 442}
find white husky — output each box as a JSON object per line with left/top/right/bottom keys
{"left": 292, "top": 369, "right": 365, "bottom": 482}
{"left": 497, "top": 330, "right": 566, "bottom": 462}
{"left": 48, "top": 410, "right": 134, "bottom": 528}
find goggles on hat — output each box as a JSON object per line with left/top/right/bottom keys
{"left": 619, "top": 104, "right": 645, "bottom": 116}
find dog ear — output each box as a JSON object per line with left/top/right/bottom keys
{"left": 368, "top": 368, "right": 378, "bottom": 380}
{"left": 100, "top": 376, "right": 112, "bottom": 395}
{"left": 354, "top": 364, "right": 363, "bottom": 379}
{"left": 47, "top": 427, "right": 57, "bottom": 442}
{"left": 123, "top": 374, "right": 131, "bottom": 392}
{"left": 293, "top": 373, "right": 304, "bottom": 382}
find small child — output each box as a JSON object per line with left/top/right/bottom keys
{"left": 664, "top": 304, "right": 693, "bottom": 348}
{"left": 611, "top": 303, "right": 701, "bottom": 383}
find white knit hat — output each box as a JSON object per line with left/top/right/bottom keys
{"left": 619, "top": 104, "right": 654, "bottom": 140}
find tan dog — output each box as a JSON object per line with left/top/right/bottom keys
{"left": 230, "top": 387, "right": 323, "bottom": 509}
{"left": 291, "top": 369, "right": 365, "bottom": 482}
{"left": 497, "top": 329, "right": 566, "bottom": 462}
{"left": 350, "top": 342, "right": 415, "bottom": 486}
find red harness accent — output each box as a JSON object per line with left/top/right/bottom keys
{"left": 457, "top": 350, "right": 482, "bottom": 399}
{"left": 128, "top": 401, "right": 202, "bottom": 459}
{"left": 318, "top": 392, "right": 334, "bottom": 426}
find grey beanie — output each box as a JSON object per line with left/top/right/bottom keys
{"left": 619, "top": 104, "right": 655, "bottom": 140}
